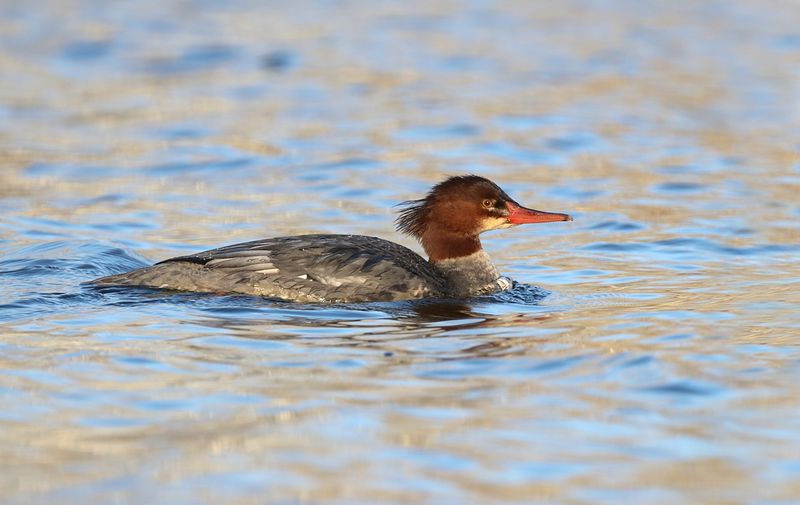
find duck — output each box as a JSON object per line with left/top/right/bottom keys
{"left": 91, "top": 175, "right": 571, "bottom": 302}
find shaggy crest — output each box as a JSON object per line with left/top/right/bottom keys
{"left": 394, "top": 197, "right": 430, "bottom": 238}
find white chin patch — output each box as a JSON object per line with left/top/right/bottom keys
{"left": 479, "top": 217, "right": 513, "bottom": 232}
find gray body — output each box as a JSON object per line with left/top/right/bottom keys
{"left": 91, "top": 234, "right": 506, "bottom": 303}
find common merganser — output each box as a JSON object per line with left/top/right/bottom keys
{"left": 91, "top": 175, "right": 572, "bottom": 302}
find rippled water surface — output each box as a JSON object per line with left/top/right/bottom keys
{"left": 2, "top": 1, "right": 800, "bottom": 503}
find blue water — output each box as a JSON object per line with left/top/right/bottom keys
{"left": 2, "top": 1, "right": 800, "bottom": 504}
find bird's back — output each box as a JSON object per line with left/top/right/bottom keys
{"left": 91, "top": 234, "right": 446, "bottom": 302}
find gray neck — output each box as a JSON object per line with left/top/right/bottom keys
{"left": 432, "top": 250, "right": 505, "bottom": 297}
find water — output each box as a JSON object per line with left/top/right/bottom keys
{"left": 2, "top": 1, "right": 800, "bottom": 503}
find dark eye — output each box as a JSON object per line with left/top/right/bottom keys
{"left": 481, "top": 199, "right": 494, "bottom": 209}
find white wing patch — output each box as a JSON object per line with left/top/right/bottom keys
{"left": 204, "top": 255, "right": 283, "bottom": 276}
{"left": 310, "top": 275, "right": 369, "bottom": 287}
